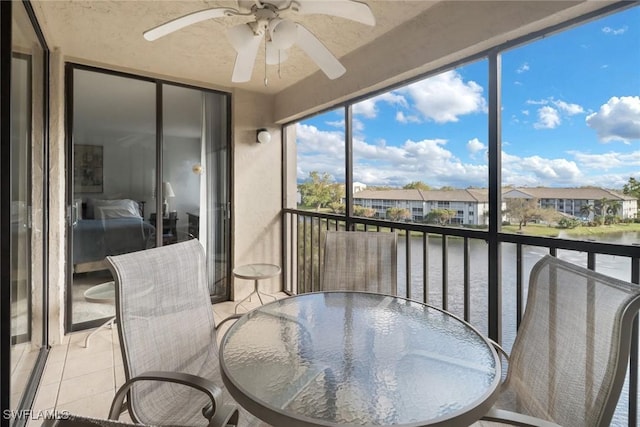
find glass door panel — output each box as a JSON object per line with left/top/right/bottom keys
{"left": 162, "top": 84, "right": 230, "bottom": 300}
{"left": 70, "top": 69, "right": 156, "bottom": 329}
{"left": 10, "top": 0, "right": 45, "bottom": 411}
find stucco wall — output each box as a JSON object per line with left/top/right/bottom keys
{"left": 231, "top": 89, "right": 282, "bottom": 299}
{"left": 48, "top": 48, "right": 66, "bottom": 344}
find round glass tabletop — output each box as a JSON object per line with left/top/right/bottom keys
{"left": 220, "top": 291, "right": 501, "bottom": 427}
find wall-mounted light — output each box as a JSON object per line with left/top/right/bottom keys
{"left": 192, "top": 163, "right": 203, "bottom": 175}
{"left": 256, "top": 128, "right": 271, "bottom": 144}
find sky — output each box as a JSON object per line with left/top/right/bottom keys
{"left": 295, "top": 5, "right": 640, "bottom": 190}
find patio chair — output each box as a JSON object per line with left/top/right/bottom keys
{"left": 480, "top": 255, "right": 640, "bottom": 427}
{"left": 321, "top": 231, "right": 397, "bottom": 295}
{"left": 106, "top": 239, "right": 240, "bottom": 427}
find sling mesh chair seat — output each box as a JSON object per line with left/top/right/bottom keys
{"left": 106, "top": 239, "right": 269, "bottom": 427}
{"left": 480, "top": 255, "right": 640, "bottom": 427}
{"left": 321, "top": 230, "right": 397, "bottom": 295}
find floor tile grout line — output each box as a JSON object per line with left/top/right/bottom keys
{"left": 52, "top": 338, "right": 70, "bottom": 411}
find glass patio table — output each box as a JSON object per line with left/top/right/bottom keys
{"left": 219, "top": 291, "right": 502, "bottom": 427}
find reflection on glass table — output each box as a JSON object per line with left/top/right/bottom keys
{"left": 220, "top": 291, "right": 501, "bottom": 427}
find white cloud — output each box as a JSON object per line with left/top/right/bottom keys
{"left": 353, "top": 92, "right": 408, "bottom": 119}
{"left": 296, "top": 122, "right": 635, "bottom": 189}
{"left": 376, "top": 92, "right": 408, "bottom": 108}
{"left": 352, "top": 99, "right": 377, "bottom": 118}
{"left": 502, "top": 152, "right": 582, "bottom": 185}
{"left": 396, "top": 111, "right": 420, "bottom": 124}
{"left": 467, "top": 138, "right": 486, "bottom": 155}
{"left": 527, "top": 98, "right": 585, "bottom": 129}
{"left": 295, "top": 123, "right": 346, "bottom": 181}
{"left": 567, "top": 150, "right": 640, "bottom": 170}
{"left": 602, "top": 26, "right": 628, "bottom": 35}
{"left": 325, "top": 119, "right": 344, "bottom": 128}
{"left": 352, "top": 118, "right": 365, "bottom": 134}
{"left": 534, "top": 106, "right": 561, "bottom": 129}
{"left": 517, "top": 63, "right": 530, "bottom": 73}
{"left": 586, "top": 96, "right": 640, "bottom": 143}
{"left": 396, "top": 70, "right": 486, "bottom": 123}
{"left": 554, "top": 100, "right": 584, "bottom": 115}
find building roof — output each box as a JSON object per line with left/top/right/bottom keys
{"left": 352, "top": 187, "right": 636, "bottom": 203}
{"left": 353, "top": 188, "right": 489, "bottom": 202}
{"left": 353, "top": 189, "right": 424, "bottom": 201}
{"left": 505, "top": 187, "right": 636, "bottom": 201}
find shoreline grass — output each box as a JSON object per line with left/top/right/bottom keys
{"left": 502, "top": 223, "right": 640, "bottom": 238}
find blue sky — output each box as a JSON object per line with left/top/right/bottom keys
{"left": 296, "top": 5, "right": 640, "bottom": 190}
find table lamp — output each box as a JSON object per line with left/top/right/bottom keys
{"left": 162, "top": 181, "right": 175, "bottom": 217}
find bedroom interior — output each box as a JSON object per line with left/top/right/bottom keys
{"left": 68, "top": 67, "right": 230, "bottom": 329}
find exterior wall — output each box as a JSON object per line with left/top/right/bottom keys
{"left": 48, "top": 49, "right": 66, "bottom": 344}
{"left": 513, "top": 195, "right": 637, "bottom": 220}
{"left": 231, "top": 89, "right": 282, "bottom": 299}
{"left": 353, "top": 197, "right": 489, "bottom": 225}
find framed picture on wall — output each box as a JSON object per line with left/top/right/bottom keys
{"left": 74, "top": 144, "right": 103, "bottom": 193}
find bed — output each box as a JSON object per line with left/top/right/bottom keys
{"left": 72, "top": 198, "right": 155, "bottom": 273}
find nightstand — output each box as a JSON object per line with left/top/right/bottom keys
{"left": 187, "top": 212, "right": 199, "bottom": 238}
{"left": 149, "top": 213, "right": 178, "bottom": 244}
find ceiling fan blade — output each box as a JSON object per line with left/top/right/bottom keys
{"left": 266, "top": 42, "right": 289, "bottom": 65}
{"left": 295, "top": 23, "right": 346, "bottom": 80}
{"left": 227, "top": 24, "right": 263, "bottom": 82}
{"left": 143, "top": 8, "right": 237, "bottom": 41}
{"left": 295, "top": 0, "right": 375, "bottom": 26}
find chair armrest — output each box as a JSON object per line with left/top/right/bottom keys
{"left": 482, "top": 408, "right": 562, "bottom": 427}
{"left": 216, "top": 314, "right": 242, "bottom": 330}
{"left": 109, "top": 370, "right": 238, "bottom": 427}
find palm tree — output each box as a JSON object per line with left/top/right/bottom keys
{"left": 579, "top": 204, "right": 594, "bottom": 220}
{"left": 607, "top": 200, "right": 622, "bottom": 217}
{"left": 597, "top": 198, "right": 609, "bottom": 216}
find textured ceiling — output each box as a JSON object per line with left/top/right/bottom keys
{"left": 33, "top": 0, "right": 440, "bottom": 95}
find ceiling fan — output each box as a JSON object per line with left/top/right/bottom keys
{"left": 143, "top": 0, "right": 375, "bottom": 84}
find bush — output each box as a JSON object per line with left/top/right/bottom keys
{"left": 557, "top": 217, "right": 581, "bottom": 229}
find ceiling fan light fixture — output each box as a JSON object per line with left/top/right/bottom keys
{"left": 227, "top": 23, "right": 257, "bottom": 51}
{"left": 143, "top": 0, "right": 376, "bottom": 83}
{"left": 270, "top": 19, "right": 297, "bottom": 49}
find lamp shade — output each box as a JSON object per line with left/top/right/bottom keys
{"left": 162, "top": 181, "right": 175, "bottom": 198}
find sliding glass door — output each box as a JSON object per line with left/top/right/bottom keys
{"left": 8, "top": 0, "right": 47, "bottom": 418}
{"left": 162, "top": 85, "right": 230, "bottom": 297}
{"left": 67, "top": 66, "right": 231, "bottom": 331}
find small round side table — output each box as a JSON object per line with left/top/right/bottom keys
{"left": 233, "top": 263, "right": 281, "bottom": 313}
{"left": 83, "top": 281, "right": 116, "bottom": 348}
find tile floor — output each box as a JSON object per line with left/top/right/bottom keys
{"left": 26, "top": 294, "right": 287, "bottom": 426}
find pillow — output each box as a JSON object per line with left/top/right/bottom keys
{"left": 93, "top": 199, "right": 141, "bottom": 219}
